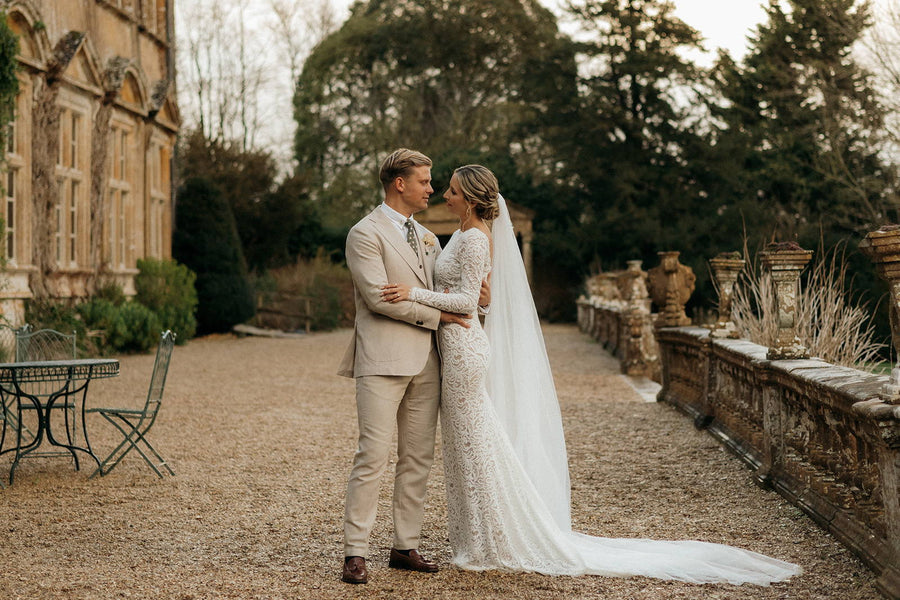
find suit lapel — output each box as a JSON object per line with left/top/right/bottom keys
{"left": 417, "top": 224, "right": 436, "bottom": 291}
{"left": 369, "top": 208, "right": 429, "bottom": 287}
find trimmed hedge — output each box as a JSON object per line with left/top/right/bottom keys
{"left": 173, "top": 177, "right": 255, "bottom": 334}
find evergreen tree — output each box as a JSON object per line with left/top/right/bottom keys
{"left": 179, "top": 131, "right": 289, "bottom": 271}
{"left": 551, "top": 0, "right": 712, "bottom": 285}
{"left": 713, "top": 0, "right": 896, "bottom": 243}
{"left": 173, "top": 177, "right": 255, "bottom": 334}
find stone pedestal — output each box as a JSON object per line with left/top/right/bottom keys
{"left": 618, "top": 260, "right": 651, "bottom": 312}
{"left": 708, "top": 252, "right": 746, "bottom": 339}
{"left": 860, "top": 225, "right": 900, "bottom": 405}
{"left": 648, "top": 251, "right": 695, "bottom": 328}
{"left": 760, "top": 242, "right": 812, "bottom": 361}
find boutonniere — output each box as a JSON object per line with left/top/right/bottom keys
{"left": 423, "top": 233, "right": 437, "bottom": 255}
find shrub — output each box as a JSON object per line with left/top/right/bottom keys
{"left": 78, "top": 299, "right": 162, "bottom": 354}
{"left": 76, "top": 298, "right": 127, "bottom": 355}
{"left": 94, "top": 280, "right": 127, "bottom": 305}
{"left": 117, "top": 301, "right": 162, "bottom": 352}
{"left": 134, "top": 258, "right": 198, "bottom": 342}
{"left": 255, "top": 250, "right": 354, "bottom": 332}
{"left": 25, "top": 299, "right": 88, "bottom": 352}
{"left": 25, "top": 299, "right": 81, "bottom": 334}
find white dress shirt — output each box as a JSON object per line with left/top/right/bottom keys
{"left": 380, "top": 203, "right": 417, "bottom": 246}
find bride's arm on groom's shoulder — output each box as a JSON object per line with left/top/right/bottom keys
{"left": 345, "top": 226, "right": 441, "bottom": 329}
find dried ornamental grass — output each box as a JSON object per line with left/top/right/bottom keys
{"left": 731, "top": 242, "right": 884, "bottom": 369}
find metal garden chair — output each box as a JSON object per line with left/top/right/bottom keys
{"left": 0, "top": 323, "right": 16, "bottom": 487}
{"left": 15, "top": 326, "right": 78, "bottom": 362}
{"left": 87, "top": 330, "right": 176, "bottom": 478}
{"left": 12, "top": 327, "right": 78, "bottom": 450}
{"left": 0, "top": 323, "right": 19, "bottom": 435}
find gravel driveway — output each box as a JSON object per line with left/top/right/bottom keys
{"left": 0, "top": 325, "right": 880, "bottom": 599}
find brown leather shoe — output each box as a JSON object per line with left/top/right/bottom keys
{"left": 342, "top": 556, "right": 368, "bottom": 584}
{"left": 388, "top": 548, "right": 439, "bottom": 573}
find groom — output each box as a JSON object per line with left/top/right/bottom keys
{"left": 338, "top": 148, "right": 471, "bottom": 584}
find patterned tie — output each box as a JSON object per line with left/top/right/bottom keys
{"left": 404, "top": 218, "right": 419, "bottom": 255}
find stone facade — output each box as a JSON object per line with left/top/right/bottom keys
{"left": 2, "top": 0, "right": 178, "bottom": 324}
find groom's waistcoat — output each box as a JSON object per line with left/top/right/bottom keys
{"left": 338, "top": 207, "right": 441, "bottom": 378}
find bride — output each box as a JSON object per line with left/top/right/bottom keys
{"left": 381, "top": 165, "right": 801, "bottom": 585}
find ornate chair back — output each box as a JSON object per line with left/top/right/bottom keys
{"left": 16, "top": 328, "right": 77, "bottom": 362}
{"left": 140, "top": 329, "right": 176, "bottom": 430}
{"left": 12, "top": 327, "right": 79, "bottom": 445}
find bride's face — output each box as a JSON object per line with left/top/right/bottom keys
{"left": 443, "top": 174, "right": 472, "bottom": 220}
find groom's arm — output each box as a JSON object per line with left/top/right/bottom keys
{"left": 346, "top": 226, "right": 442, "bottom": 329}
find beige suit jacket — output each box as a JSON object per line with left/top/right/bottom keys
{"left": 338, "top": 207, "right": 442, "bottom": 378}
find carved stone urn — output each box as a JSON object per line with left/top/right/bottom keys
{"left": 708, "top": 252, "right": 746, "bottom": 339}
{"left": 647, "top": 251, "right": 695, "bottom": 328}
{"left": 760, "top": 242, "right": 813, "bottom": 360}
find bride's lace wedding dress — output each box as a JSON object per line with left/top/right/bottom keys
{"left": 408, "top": 225, "right": 800, "bottom": 585}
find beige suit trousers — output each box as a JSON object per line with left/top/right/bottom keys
{"left": 343, "top": 347, "right": 441, "bottom": 557}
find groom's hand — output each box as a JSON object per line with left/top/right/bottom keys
{"left": 381, "top": 283, "right": 411, "bottom": 303}
{"left": 478, "top": 277, "right": 491, "bottom": 310}
{"left": 440, "top": 311, "right": 472, "bottom": 328}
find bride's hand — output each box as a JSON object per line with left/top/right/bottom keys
{"left": 381, "top": 283, "right": 411, "bottom": 303}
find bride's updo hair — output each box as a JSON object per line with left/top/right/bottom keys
{"left": 454, "top": 165, "right": 500, "bottom": 221}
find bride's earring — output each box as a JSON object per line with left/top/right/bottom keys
{"left": 461, "top": 204, "right": 473, "bottom": 229}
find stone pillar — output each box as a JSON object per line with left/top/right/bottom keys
{"left": 576, "top": 296, "right": 587, "bottom": 332}
{"left": 598, "top": 273, "right": 621, "bottom": 303}
{"left": 860, "top": 225, "right": 900, "bottom": 404}
{"left": 708, "top": 252, "right": 746, "bottom": 339}
{"left": 647, "top": 251, "right": 696, "bottom": 328}
{"left": 760, "top": 242, "right": 812, "bottom": 361}
{"left": 619, "top": 260, "right": 651, "bottom": 310}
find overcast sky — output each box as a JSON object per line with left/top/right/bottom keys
{"left": 179, "top": 0, "right": 893, "bottom": 169}
{"left": 329, "top": 0, "right": 771, "bottom": 62}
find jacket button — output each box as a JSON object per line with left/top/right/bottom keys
{"left": 416, "top": 320, "right": 423, "bottom": 326}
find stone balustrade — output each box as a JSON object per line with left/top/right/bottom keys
{"left": 656, "top": 327, "right": 900, "bottom": 598}
{"left": 577, "top": 261, "right": 659, "bottom": 380}
{"left": 631, "top": 235, "right": 900, "bottom": 599}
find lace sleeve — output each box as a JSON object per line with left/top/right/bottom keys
{"left": 410, "top": 231, "right": 489, "bottom": 314}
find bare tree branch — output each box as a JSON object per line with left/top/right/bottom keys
{"left": 176, "top": 0, "right": 338, "bottom": 167}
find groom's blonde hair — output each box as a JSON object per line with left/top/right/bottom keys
{"left": 379, "top": 148, "right": 432, "bottom": 191}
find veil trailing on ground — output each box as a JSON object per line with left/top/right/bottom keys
{"left": 483, "top": 193, "right": 572, "bottom": 531}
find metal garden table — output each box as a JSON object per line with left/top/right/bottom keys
{"left": 0, "top": 358, "right": 119, "bottom": 484}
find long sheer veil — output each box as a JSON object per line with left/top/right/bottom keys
{"left": 484, "top": 193, "right": 572, "bottom": 531}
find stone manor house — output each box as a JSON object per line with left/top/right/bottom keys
{"left": 1, "top": 0, "right": 179, "bottom": 324}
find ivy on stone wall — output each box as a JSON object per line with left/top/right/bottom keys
{"left": 0, "top": 10, "right": 18, "bottom": 275}
{"left": 0, "top": 10, "right": 19, "bottom": 168}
